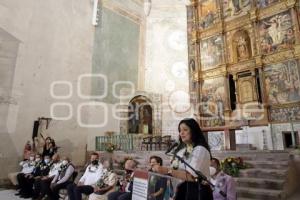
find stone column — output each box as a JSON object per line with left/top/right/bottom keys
{"left": 224, "top": 129, "right": 236, "bottom": 150}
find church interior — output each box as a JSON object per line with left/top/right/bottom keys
{"left": 1, "top": 0, "right": 300, "bottom": 199}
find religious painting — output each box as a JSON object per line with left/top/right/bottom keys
{"left": 264, "top": 59, "right": 300, "bottom": 105}
{"left": 200, "top": 77, "right": 227, "bottom": 127}
{"left": 128, "top": 97, "right": 153, "bottom": 134}
{"left": 189, "top": 59, "right": 196, "bottom": 73}
{"left": 257, "top": 0, "right": 279, "bottom": 8}
{"left": 270, "top": 105, "right": 300, "bottom": 122}
{"left": 232, "top": 30, "right": 252, "bottom": 62}
{"left": 200, "top": 35, "right": 224, "bottom": 70}
{"left": 198, "top": 0, "right": 219, "bottom": 30}
{"left": 223, "top": 0, "right": 251, "bottom": 21}
{"left": 259, "top": 11, "right": 295, "bottom": 54}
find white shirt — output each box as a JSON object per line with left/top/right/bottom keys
{"left": 48, "top": 162, "right": 62, "bottom": 177}
{"left": 79, "top": 164, "right": 104, "bottom": 186}
{"left": 176, "top": 145, "right": 211, "bottom": 179}
{"left": 20, "top": 161, "right": 35, "bottom": 174}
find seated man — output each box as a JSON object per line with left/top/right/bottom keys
{"left": 32, "top": 154, "right": 59, "bottom": 199}
{"left": 88, "top": 158, "right": 117, "bottom": 200}
{"left": 148, "top": 156, "right": 167, "bottom": 200}
{"left": 14, "top": 153, "right": 36, "bottom": 198}
{"left": 67, "top": 152, "right": 103, "bottom": 200}
{"left": 47, "top": 156, "right": 75, "bottom": 200}
{"left": 21, "top": 154, "right": 51, "bottom": 198}
{"left": 210, "top": 157, "right": 237, "bottom": 200}
{"left": 107, "top": 159, "right": 137, "bottom": 200}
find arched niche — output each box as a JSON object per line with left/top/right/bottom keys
{"left": 128, "top": 95, "right": 153, "bottom": 134}
{"left": 232, "top": 30, "right": 252, "bottom": 62}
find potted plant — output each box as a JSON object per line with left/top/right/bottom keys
{"left": 221, "top": 156, "right": 250, "bottom": 177}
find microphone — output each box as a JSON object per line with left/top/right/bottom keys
{"left": 165, "top": 142, "right": 179, "bottom": 155}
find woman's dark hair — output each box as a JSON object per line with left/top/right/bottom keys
{"left": 178, "top": 118, "right": 210, "bottom": 153}
{"left": 149, "top": 156, "right": 163, "bottom": 166}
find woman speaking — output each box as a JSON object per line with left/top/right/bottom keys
{"left": 152, "top": 118, "right": 213, "bottom": 200}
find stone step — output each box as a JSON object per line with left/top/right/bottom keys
{"left": 235, "top": 177, "right": 285, "bottom": 190}
{"left": 239, "top": 168, "right": 287, "bottom": 180}
{"left": 245, "top": 160, "right": 289, "bottom": 169}
{"left": 237, "top": 187, "right": 284, "bottom": 200}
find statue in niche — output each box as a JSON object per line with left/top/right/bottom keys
{"left": 237, "top": 36, "right": 249, "bottom": 60}
{"left": 233, "top": 30, "right": 251, "bottom": 61}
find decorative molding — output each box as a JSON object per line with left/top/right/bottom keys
{"left": 224, "top": 15, "right": 251, "bottom": 32}
{"left": 258, "top": 1, "right": 295, "bottom": 20}
{"left": 199, "top": 23, "right": 223, "bottom": 39}
{"left": 228, "top": 59, "right": 256, "bottom": 73}
{"left": 262, "top": 49, "right": 295, "bottom": 64}
{"left": 200, "top": 65, "right": 227, "bottom": 79}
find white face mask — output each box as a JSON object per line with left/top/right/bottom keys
{"left": 29, "top": 156, "right": 35, "bottom": 161}
{"left": 62, "top": 160, "right": 68, "bottom": 166}
{"left": 44, "top": 159, "right": 50, "bottom": 164}
{"left": 36, "top": 158, "right": 41, "bottom": 162}
{"left": 209, "top": 166, "right": 217, "bottom": 176}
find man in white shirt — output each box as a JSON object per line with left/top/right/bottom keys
{"left": 67, "top": 152, "right": 103, "bottom": 200}
{"left": 14, "top": 153, "right": 36, "bottom": 197}
{"left": 47, "top": 156, "right": 75, "bottom": 200}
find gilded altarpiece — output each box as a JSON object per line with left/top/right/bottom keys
{"left": 187, "top": 0, "right": 300, "bottom": 130}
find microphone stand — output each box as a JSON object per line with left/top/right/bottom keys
{"left": 169, "top": 152, "right": 226, "bottom": 198}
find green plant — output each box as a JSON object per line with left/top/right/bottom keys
{"left": 221, "top": 157, "right": 250, "bottom": 177}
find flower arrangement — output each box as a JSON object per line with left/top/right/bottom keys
{"left": 105, "top": 143, "right": 116, "bottom": 153}
{"left": 221, "top": 156, "right": 249, "bottom": 177}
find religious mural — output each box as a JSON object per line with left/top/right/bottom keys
{"left": 257, "top": 0, "right": 279, "bottom": 8}
{"left": 200, "top": 77, "right": 227, "bottom": 127}
{"left": 264, "top": 59, "right": 300, "bottom": 105}
{"left": 270, "top": 105, "right": 300, "bottom": 122}
{"left": 259, "top": 11, "right": 295, "bottom": 54}
{"left": 222, "top": 0, "right": 251, "bottom": 20}
{"left": 200, "top": 35, "right": 224, "bottom": 70}
{"left": 198, "top": 0, "right": 219, "bottom": 30}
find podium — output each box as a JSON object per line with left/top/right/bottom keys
{"left": 132, "top": 170, "right": 182, "bottom": 200}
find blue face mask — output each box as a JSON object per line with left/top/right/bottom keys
{"left": 44, "top": 159, "right": 50, "bottom": 164}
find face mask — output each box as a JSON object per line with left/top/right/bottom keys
{"left": 44, "top": 159, "right": 50, "bottom": 164}
{"left": 62, "top": 160, "right": 68, "bottom": 166}
{"left": 36, "top": 158, "right": 41, "bottom": 162}
{"left": 209, "top": 166, "right": 217, "bottom": 176}
{"left": 91, "top": 160, "right": 99, "bottom": 165}
{"left": 29, "top": 156, "right": 35, "bottom": 161}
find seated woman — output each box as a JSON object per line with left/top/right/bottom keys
{"left": 88, "top": 158, "right": 117, "bottom": 200}
{"left": 148, "top": 156, "right": 167, "bottom": 200}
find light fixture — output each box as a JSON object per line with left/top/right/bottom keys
{"left": 144, "top": 0, "right": 152, "bottom": 17}
{"left": 92, "top": 0, "right": 100, "bottom": 26}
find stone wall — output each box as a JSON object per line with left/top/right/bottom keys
{"left": 144, "top": 0, "right": 189, "bottom": 138}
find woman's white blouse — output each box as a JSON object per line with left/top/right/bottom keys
{"left": 176, "top": 145, "right": 211, "bottom": 179}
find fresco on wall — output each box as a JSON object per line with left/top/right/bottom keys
{"left": 223, "top": 0, "right": 251, "bottom": 21}
{"left": 198, "top": 0, "right": 219, "bottom": 29}
{"left": 200, "top": 77, "right": 227, "bottom": 127}
{"left": 257, "top": 0, "right": 279, "bottom": 8}
{"left": 200, "top": 35, "right": 224, "bottom": 70}
{"left": 264, "top": 59, "right": 300, "bottom": 105}
{"left": 259, "top": 11, "right": 295, "bottom": 54}
{"left": 270, "top": 105, "right": 300, "bottom": 122}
